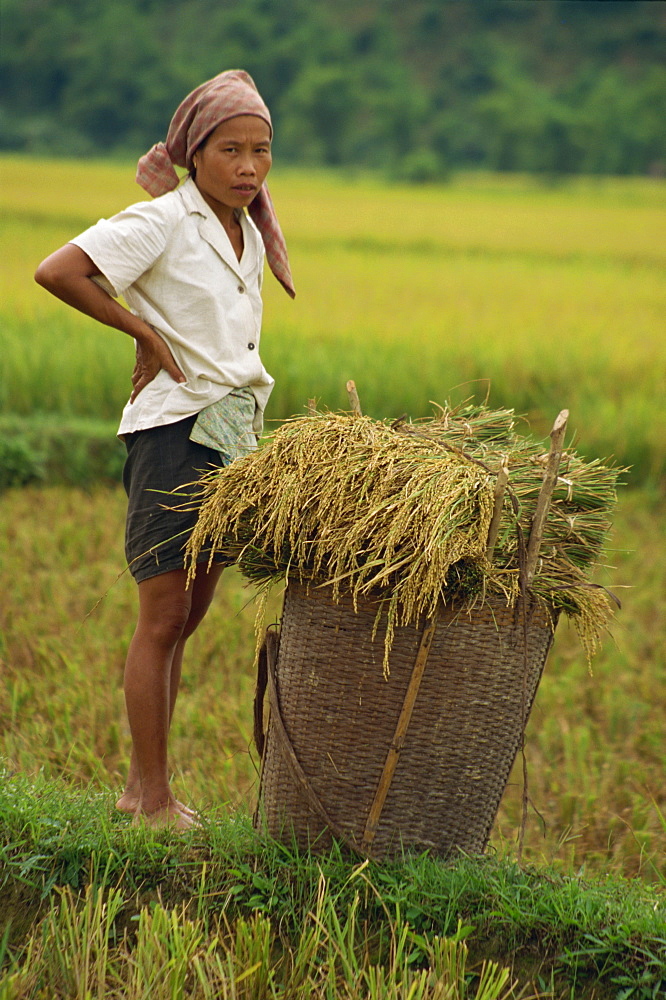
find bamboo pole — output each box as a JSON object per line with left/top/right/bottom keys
{"left": 346, "top": 380, "right": 362, "bottom": 416}
{"left": 524, "top": 409, "right": 569, "bottom": 586}
{"left": 485, "top": 458, "right": 509, "bottom": 562}
{"left": 361, "top": 618, "right": 437, "bottom": 851}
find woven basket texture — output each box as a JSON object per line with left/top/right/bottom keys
{"left": 256, "top": 580, "right": 557, "bottom": 859}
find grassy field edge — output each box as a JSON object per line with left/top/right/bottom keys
{"left": 1, "top": 770, "right": 664, "bottom": 998}
{"left": 0, "top": 414, "right": 125, "bottom": 489}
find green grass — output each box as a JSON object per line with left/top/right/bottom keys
{"left": 1, "top": 772, "right": 664, "bottom": 999}
{"left": 0, "top": 413, "right": 125, "bottom": 488}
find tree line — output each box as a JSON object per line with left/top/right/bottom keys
{"left": 1, "top": 0, "right": 664, "bottom": 178}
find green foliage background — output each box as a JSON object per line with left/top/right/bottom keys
{"left": 1, "top": 0, "right": 665, "bottom": 178}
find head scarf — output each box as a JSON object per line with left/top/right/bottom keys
{"left": 136, "top": 70, "right": 294, "bottom": 297}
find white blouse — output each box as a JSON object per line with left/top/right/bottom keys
{"left": 70, "top": 177, "right": 273, "bottom": 437}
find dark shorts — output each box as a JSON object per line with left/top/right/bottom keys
{"left": 122, "top": 414, "right": 227, "bottom": 583}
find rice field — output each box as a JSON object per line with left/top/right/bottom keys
{"left": 0, "top": 483, "right": 664, "bottom": 881}
{"left": 1, "top": 156, "right": 665, "bottom": 996}
{"left": 1, "top": 156, "right": 665, "bottom": 480}
{"left": 0, "top": 154, "right": 664, "bottom": 872}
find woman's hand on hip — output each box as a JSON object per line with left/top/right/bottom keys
{"left": 131, "top": 329, "right": 186, "bottom": 402}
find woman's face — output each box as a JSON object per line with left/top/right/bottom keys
{"left": 193, "top": 115, "right": 272, "bottom": 216}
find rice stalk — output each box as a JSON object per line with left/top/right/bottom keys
{"left": 186, "top": 402, "right": 621, "bottom": 662}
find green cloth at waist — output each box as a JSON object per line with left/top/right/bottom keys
{"left": 189, "top": 387, "right": 258, "bottom": 463}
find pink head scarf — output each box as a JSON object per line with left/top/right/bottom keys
{"left": 136, "top": 69, "right": 294, "bottom": 297}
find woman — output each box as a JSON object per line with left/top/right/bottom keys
{"left": 35, "top": 70, "right": 294, "bottom": 829}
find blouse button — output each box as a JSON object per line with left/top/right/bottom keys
{"left": 238, "top": 285, "right": 245, "bottom": 293}
{"left": 248, "top": 342, "right": 255, "bottom": 350}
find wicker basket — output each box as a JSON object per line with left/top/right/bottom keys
{"left": 254, "top": 579, "right": 557, "bottom": 859}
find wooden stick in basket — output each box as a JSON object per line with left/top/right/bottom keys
{"left": 486, "top": 458, "right": 509, "bottom": 562}
{"left": 524, "top": 409, "right": 569, "bottom": 586}
{"left": 361, "top": 617, "right": 437, "bottom": 851}
{"left": 346, "top": 380, "right": 362, "bottom": 416}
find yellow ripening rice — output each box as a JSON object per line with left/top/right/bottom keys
{"left": 187, "top": 403, "right": 621, "bottom": 661}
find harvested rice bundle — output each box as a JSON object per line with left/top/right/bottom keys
{"left": 399, "top": 404, "right": 621, "bottom": 656}
{"left": 187, "top": 402, "right": 621, "bottom": 662}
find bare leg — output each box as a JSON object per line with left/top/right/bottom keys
{"left": 117, "top": 634, "right": 186, "bottom": 813}
{"left": 117, "top": 632, "right": 185, "bottom": 815}
{"left": 116, "top": 563, "right": 223, "bottom": 827}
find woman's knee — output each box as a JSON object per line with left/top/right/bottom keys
{"left": 141, "top": 599, "right": 192, "bottom": 647}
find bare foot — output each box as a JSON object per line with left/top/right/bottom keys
{"left": 174, "top": 801, "right": 199, "bottom": 820}
{"left": 116, "top": 790, "right": 141, "bottom": 814}
{"left": 116, "top": 791, "right": 198, "bottom": 820}
{"left": 132, "top": 802, "right": 201, "bottom": 831}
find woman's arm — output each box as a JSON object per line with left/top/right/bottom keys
{"left": 35, "top": 244, "right": 186, "bottom": 401}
